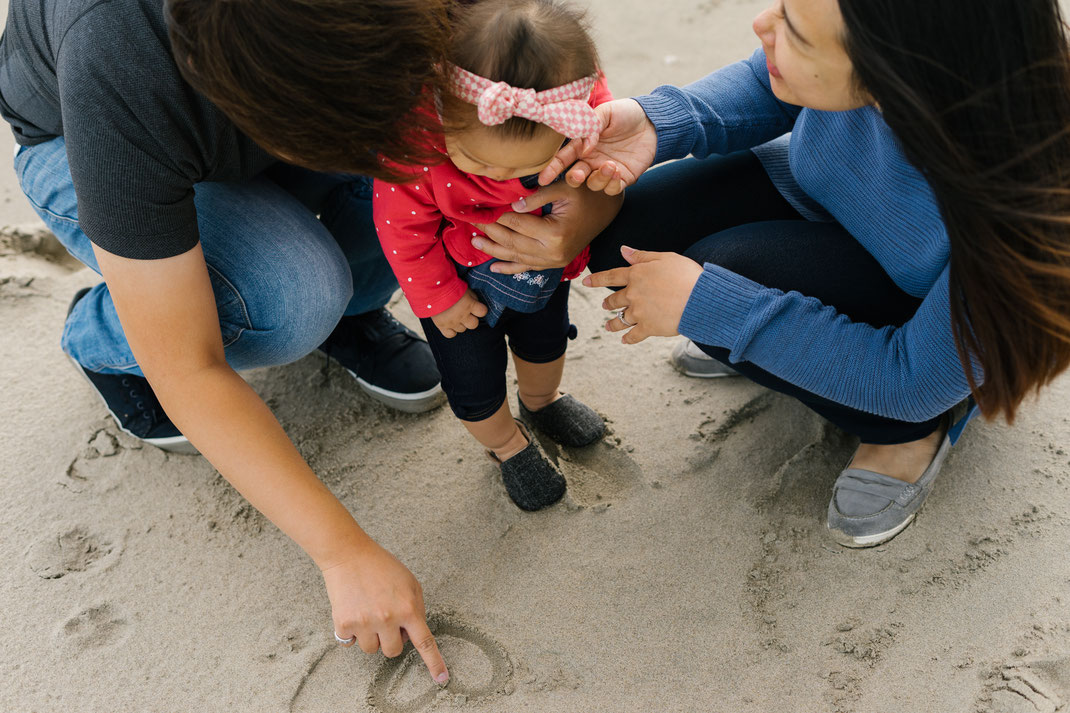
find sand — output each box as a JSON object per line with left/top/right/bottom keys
{"left": 3, "top": 1, "right": 1070, "bottom": 711}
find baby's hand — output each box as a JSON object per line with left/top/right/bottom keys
{"left": 431, "top": 289, "right": 488, "bottom": 338}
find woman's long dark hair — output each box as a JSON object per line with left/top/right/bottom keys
{"left": 167, "top": 0, "right": 450, "bottom": 179}
{"left": 839, "top": 0, "right": 1070, "bottom": 421}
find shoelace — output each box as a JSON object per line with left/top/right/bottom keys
{"left": 118, "top": 376, "right": 164, "bottom": 427}
{"left": 357, "top": 309, "right": 406, "bottom": 341}
{"left": 319, "top": 309, "right": 412, "bottom": 383}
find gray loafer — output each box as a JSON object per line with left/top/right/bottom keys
{"left": 827, "top": 430, "right": 952, "bottom": 548}
{"left": 670, "top": 339, "right": 740, "bottom": 378}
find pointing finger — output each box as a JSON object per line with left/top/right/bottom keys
{"left": 406, "top": 619, "right": 449, "bottom": 685}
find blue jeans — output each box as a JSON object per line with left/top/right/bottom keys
{"left": 15, "top": 136, "right": 399, "bottom": 375}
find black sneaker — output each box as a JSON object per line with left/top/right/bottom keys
{"left": 66, "top": 288, "right": 197, "bottom": 454}
{"left": 319, "top": 308, "right": 444, "bottom": 413}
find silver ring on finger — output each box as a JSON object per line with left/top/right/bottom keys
{"left": 617, "top": 309, "right": 636, "bottom": 327}
{"left": 334, "top": 631, "right": 356, "bottom": 645}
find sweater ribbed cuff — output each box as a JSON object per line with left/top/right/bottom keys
{"left": 678, "top": 264, "right": 764, "bottom": 355}
{"left": 635, "top": 89, "right": 697, "bottom": 165}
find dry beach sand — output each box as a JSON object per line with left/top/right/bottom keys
{"left": 3, "top": 1, "right": 1070, "bottom": 711}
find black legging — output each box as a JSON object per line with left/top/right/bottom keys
{"left": 588, "top": 151, "right": 942, "bottom": 445}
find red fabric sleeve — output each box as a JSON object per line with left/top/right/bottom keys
{"left": 373, "top": 169, "right": 469, "bottom": 318}
{"left": 589, "top": 72, "right": 614, "bottom": 108}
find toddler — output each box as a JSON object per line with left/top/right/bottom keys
{"left": 373, "top": 0, "right": 612, "bottom": 510}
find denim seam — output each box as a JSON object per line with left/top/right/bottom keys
{"left": 22, "top": 191, "right": 80, "bottom": 226}
{"left": 206, "top": 264, "right": 252, "bottom": 348}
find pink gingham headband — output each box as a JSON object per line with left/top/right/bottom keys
{"left": 447, "top": 64, "right": 602, "bottom": 139}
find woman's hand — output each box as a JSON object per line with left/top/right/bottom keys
{"left": 322, "top": 540, "right": 449, "bottom": 684}
{"left": 431, "top": 289, "right": 487, "bottom": 338}
{"left": 537, "top": 99, "right": 658, "bottom": 195}
{"left": 91, "top": 245, "right": 450, "bottom": 684}
{"left": 583, "top": 245, "right": 704, "bottom": 344}
{"left": 471, "top": 181, "right": 623, "bottom": 275}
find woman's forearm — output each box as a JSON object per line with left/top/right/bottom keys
{"left": 151, "top": 362, "right": 371, "bottom": 569}
{"left": 634, "top": 49, "right": 801, "bottom": 163}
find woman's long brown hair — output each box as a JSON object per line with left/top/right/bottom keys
{"left": 840, "top": 0, "right": 1070, "bottom": 421}
{"left": 166, "top": 0, "right": 450, "bottom": 180}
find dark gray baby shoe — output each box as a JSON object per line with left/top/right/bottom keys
{"left": 518, "top": 392, "right": 605, "bottom": 448}
{"left": 489, "top": 421, "right": 566, "bottom": 511}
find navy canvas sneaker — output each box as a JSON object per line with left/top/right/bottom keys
{"left": 66, "top": 288, "right": 196, "bottom": 454}
{"left": 319, "top": 308, "right": 444, "bottom": 413}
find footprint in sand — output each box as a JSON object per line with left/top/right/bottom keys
{"left": 0, "top": 223, "right": 82, "bottom": 270}
{"left": 550, "top": 439, "right": 644, "bottom": 509}
{"left": 25, "top": 526, "right": 119, "bottom": 579}
{"left": 983, "top": 657, "right": 1070, "bottom": 713}
{"left": 367, "top": 615, "right": 513, "bottom": 712}
{"left": 58, "top": 603, "right": 129, "bottom": 650}
{"left": 62, "top": 423, "right": 178, "bottom": 494}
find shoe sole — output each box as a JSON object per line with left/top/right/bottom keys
{"left": 348, "top": 370, "right": 446, "bottom": 414}
{"left": 669, "top": 348, "right": 740, "bottom": 379}
{"left": 672, "top": 363, "right": 741, "bottom": 379}
{"left": 827, "top": 514, "right": 915, "bottom": 548}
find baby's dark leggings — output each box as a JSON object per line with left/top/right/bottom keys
{"left": 419, "top": 280, "right": 575, "bottom": 422}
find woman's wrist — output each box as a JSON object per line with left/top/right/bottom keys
{"left": 309, "top": 515, "right": 377, "bottom": 573}
{"left": 632, "top": 92, "right": 687, "bottom": 165}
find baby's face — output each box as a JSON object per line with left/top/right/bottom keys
{"left": 445, "top": 125, "right": 565, "bottom": 181}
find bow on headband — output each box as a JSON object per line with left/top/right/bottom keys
{"left": 447, "top": 64, "right": 602, "bottom": 139}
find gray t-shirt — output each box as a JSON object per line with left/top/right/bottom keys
{"left": 0, "top": 0, "right": 274, "bottom": 259}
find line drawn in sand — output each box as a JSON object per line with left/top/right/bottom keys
{"left": 367, "top": 614, "right": 514, "bottom": 712}
{"left": 290, "top": 614, "right": 513, "bottom": 713}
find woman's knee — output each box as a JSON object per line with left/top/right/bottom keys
{"left": 196, "top": 177, "right": 355, "bottom": 364}
{"left": 261, "top": 258, "right": 353, "bottom": 360}
{"left": 214, "top": 238, "right": 353, "bottom": 367}
{"left": 681, "top": 220, "right": 847, "bottom": 288}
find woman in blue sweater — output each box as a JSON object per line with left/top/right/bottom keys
{"left": 473, "top": 0, "right": 1070, "bottom": 547}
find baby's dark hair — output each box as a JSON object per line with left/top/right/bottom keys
{"left": 443, "top": 0, "right": 600, "bottom": 139}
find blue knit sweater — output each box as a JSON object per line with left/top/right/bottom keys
{"left": 634, "top": 49, "right": 975, "bottom": 427}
